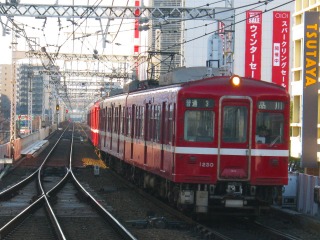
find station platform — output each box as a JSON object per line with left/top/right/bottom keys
{"left": 21, "top": 140, "right": 49, "bottom": 158}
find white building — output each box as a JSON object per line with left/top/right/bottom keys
{"left": 183, "top": 1, "right": 295, "bottom": 82}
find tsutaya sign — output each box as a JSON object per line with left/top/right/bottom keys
{"left": 301, "top": 11, "right": 319, "bottom": 168}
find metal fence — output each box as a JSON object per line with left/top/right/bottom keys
{"left": 297, "top": 173, "right": 320, "bottom": 216}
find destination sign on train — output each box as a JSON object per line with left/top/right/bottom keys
{"left": 185, "top": 99, "right": 214, "bottom": 108}
{"left": 258, "top": 101, "right": 284, "bottom": 110}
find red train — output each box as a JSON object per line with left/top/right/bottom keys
{"left": 87, "top": 74, "right": 289, "bottom": 215}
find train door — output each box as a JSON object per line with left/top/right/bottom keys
{"left": 218, "top": 96, "right": 252, "bottom": 181}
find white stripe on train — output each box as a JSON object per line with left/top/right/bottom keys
{"left": 92, "top": 131, "right": 288, "bottom": 158}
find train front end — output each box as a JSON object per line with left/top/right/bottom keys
{"left": 174, "top": 75, "right": 290, "bottom": 214}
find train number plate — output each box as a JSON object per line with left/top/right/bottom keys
{"left": 225, "top": 199, "right": 244, "bottom": 208}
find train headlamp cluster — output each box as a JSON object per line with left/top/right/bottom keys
{"left": 230, "top": 75, "right": 241, "bottom": 87}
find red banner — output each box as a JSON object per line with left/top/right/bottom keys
{"left": 272, "top": 11, "right": 290, "bottom": 91}
{"left": 245, "top": 10, "right": 262, "bottom": 80}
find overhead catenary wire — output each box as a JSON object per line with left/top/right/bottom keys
{"left": 129, "top": 0, "right": 295, "bottom": 73}
{"left": 1, "top": 0, "right": 295, "bottom": 109}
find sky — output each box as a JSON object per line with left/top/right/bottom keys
{"left": 0, "top": 0, "right": 141, "bottom": 66}
{"left": 0, "top": 0, "right": 295, "bottom": 77}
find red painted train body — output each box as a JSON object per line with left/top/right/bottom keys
{"left": 87, "top": 75, "right": 290, "bottom": 214}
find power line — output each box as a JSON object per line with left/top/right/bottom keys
{"left": 132, "top": 0, "right": 295, "bottom": 73}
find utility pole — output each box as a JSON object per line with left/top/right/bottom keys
{"left": 224, "top": 0, "right": 234, "bottom": 74}
{"left": 9, "top": 24, "right": 18, "bottom": 160}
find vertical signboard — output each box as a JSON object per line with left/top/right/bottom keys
{"left": 245, "top": 10, "right": 262, "bottom": 80}
{"left": 218, "top": 21, "right": 225, "bottom": 50}
{"left": 301, "top": 12, "right": 319, "bottom": 168}
{"left": 272, "top": 11, "right": 290, "bottom": 91}
{"left": 133, "top": 0, "right": 140, "bottom": 79}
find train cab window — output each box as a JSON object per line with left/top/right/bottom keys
{"left": 184, "top": 111, "right": 214, "bottom": 142}
{"left": 256, "top": 112, "right": 284, "bottom": 144}
{"left": 222, "top": 106, "right": 248, "bottom": 143}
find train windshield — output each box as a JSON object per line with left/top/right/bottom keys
{"left": 256, "top": 112, "right": 284, "bottom": 144}
{"left": 222, "top": 106, "right": 248, "bottom": 143}
{"left": 184, "top": 111, "right": 214, "bottom": 142}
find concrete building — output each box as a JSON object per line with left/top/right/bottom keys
{"left": 16, "top": 64, "right": 55, "bottom": 132}
{"left": 147, "top": 0, "right": 183, "bottom": 80}
{"left": 0, "top": 65, "right": 12, "bottom": 143}
{"left": 16, "top": 64, "right": 45, "bottom": 116}
{"left": 146, "top": 1, "right": 295, "bottom": 82}
{"left": 0, "top": 65, "right": 12, "bottom": 119}
{"left": 290, "top": 1, "right": 320, "bottom": 173}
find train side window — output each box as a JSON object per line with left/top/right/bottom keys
{"left": 126, "top": 107, "right": 131, "bottom": 136}
{"left": 118, "top": 106, "right": 121, "bottom": 134}
{"left": 145, "top": 104, "right": 149, "bottom": 140}
{"left": 135, "top": 106, "right": 139, "bottom": 138}
{"left": 150, "top": 105, "right": 158, "bottom": 142}
{"left": 131, "top": 105, "right": 135, "bottom": 138}
{"left": 111, "top": 106, "right": 114, "bottom": 133}
{"left": 98, "top": 108, "right": 103, "bottom": 130}
{"left": 121, "top": 106, "right": 125, "bottom": 135}
{"left": 140, "top": 106, "right": 145, "bottom": 138}
{"left": 154, "top": 105, "right": 161, "bottom": 142}
{"left": 114, "top": 106, "right": 121, "bottom": 134}
{"left": 104, "top": 107, "right": 107, "bottom": 147}
{"left": 135, "top": 106, "right": 144, "bottom": 138}
{"left": 104, "top": 107, "right": 107, "bottom": 133}
{"left": 107, "top": 108, "right": 112, "bottom": 133}
{"left": 184, "top": 110, "right": 214, "bottom": 142}
{"left": 165, "top": 103, "right": 175, "bottom": 144}
{"left": 146, "top": 105, "right": 153, "bottom": 141}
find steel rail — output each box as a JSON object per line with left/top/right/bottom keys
{"left": 0, "top": 125, "right": 70, "bottom": 239}
{"left": 254, "top": 221, "right": 302, "bottom": 240}
{"left": 1, "top": 123, "right": 136, "bottom": 239}
{"left": 68, "top": 123, "right": 137, "bottom": 240}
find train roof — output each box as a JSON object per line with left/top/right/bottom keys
{"left": 178, "top": 75, "right": 289, "bottom": 97}
{"left": 91, "top": 75, "right": 289, "bottom": 110}
{"left": 127, "top": 75, "right": 288, "bottom": 96}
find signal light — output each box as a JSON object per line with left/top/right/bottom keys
{"left": 66, "top": 109, "right": 68, "bottom": 113}
{"left": 230, "top": 75, "right": 241, "bottom": 87}
{"left": 56, "top": 104, "right": 60, "bottom": 111}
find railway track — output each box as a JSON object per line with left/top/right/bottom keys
{"left": 1, "top": 123, "right": 320, "bottom": 239}
{"left": 195, "top": 213, "right": 320, "bottom": 240}
{"left": 0, "top": 123, "right": 136, "bottom": 240}
{"left": 91, "top": 164, "right": 307, "bottom": 240}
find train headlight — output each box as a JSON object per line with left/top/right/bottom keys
{"left": 230, "top": 75, "right": 241, "bottom": 87}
